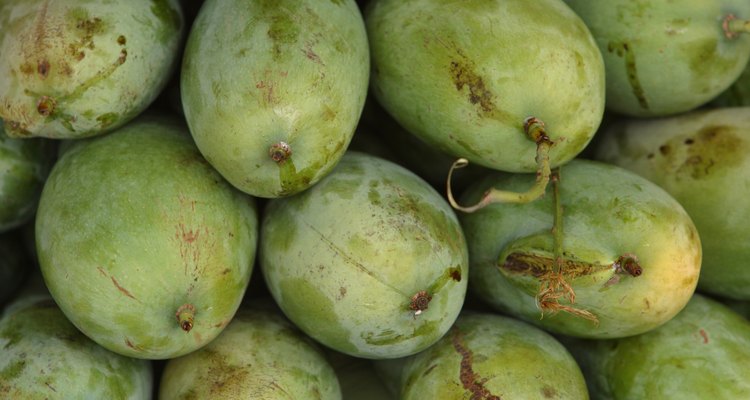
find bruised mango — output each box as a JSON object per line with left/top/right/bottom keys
{"left": 0, "top": 296, "right": 153, "bottom": 399}
{"left": 181, "top": 0, "right": 369, "bottom": 198}
{"left": 260, "top": 152, "right": 468, "bottom": 359}
{"left": 366, "top": 0, "right": 605, "bottom": 173}
{"left": 159, "top": 302, "right": 341, "bottom": 399}
{"left": 564, "top": 0, "right": 750, "bottom": 116}
{"left": 375, "top": 312, "right": 589, "bottom": 400}
{"left": 458, "top": 159, "right": 701, "bottom": 338}
{"left": 0, "top": 0, "right": 184, "bottom": 139}
{"left": 595, "top": 107, "right": 750, "bottom": 300}
{"left": 35, "top": 114, "right": 258, "bottom": 359}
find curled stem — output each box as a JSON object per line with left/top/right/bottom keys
{"left": 723, "top": 14, "right": 750, "bottom": 39}
{"left": 447, "top": 117, "right": 553, "bottom": 213}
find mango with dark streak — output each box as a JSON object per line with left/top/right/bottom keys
{"left": 0, "top": 0, "right": 184, "bottom": 139}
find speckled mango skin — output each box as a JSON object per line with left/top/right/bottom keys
{"left": 181, "top": 0, "right": 369, "bottom": 198}
{"left": 35, "top": 115, "right": 258, "bottom": 359}
{"left": 0, "top": 123, "right": 54, "bottom": 232}
{"left": 459, "top": 159, "right": 701, "bottom": 338}
{"left": 260, "top": 152, "right": 469, "bottom": 359}
{"left": 366, "top": 0, "right": 605, "bottom": 173}
{"left": 564, "top": 0, "right": 750, "bottom": 117}
{"left": 0, "top": 296, "right": 153, "bottom": 399}
{"left": 0, "top": 0, "right": 183, "bottom": 139}
{"left": 564, "top": 294, "right": 750, "bottom": 399}
{"left": 378, "top": 312, "right": 589, "bottom": 400}
{"left": 159, "top": 303, "right": 341, "bottom": 400}
{"left": 595, "top": 107, "right": 750, "bottom": 300}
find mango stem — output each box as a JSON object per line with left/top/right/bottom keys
{"left": 176, "top": 304, "right": 196, "bottom": 333}
{"left": 723, "top": 14, "right": 750, "bottom": 39}
{"left": 446, "top": 117, "right": 553, "bottom": 213}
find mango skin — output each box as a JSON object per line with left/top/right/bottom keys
{"left": 378, "top": 312, "right": 589, "bottom": 400}
{"left": 595, "top": 107, "right": 750, "bottom": 300}
{"left": 35, "top": 114, "right": 258, "bottom": 359}
{"left": 564, "top": 0, "right": 750, "bottom": 117}
{"left": 0, "top": 296, "right": 153, "bottom": 399}
{"left": 181, "top": 0, "right": 369, "bottom": 198}
{"left": 0, "top": 123, "right": 54, "bottom": 232}
{"left": 0, "top": 0, "right": 183, "bottom": 139}
{"left": 159, "top": 303, "right": 341, "bottom": 400}
{"left": 563, "top": 294, "right": 750, "bottom": 399}
{"left": 366, "top": 0, "right": 605, "bottom": 173}
{"left": 261, "top": 152, "right": 469, "bottom": 359}
{"left": 459, "top": 159, "right": 701, "bottom": 338}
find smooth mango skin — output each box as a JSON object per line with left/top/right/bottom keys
{"left": 261, "top": 152, "right": 469, "bottom": 359}
{"left": 595, "top": 108, "right": 750, "bottom": 300}
{"left": 564, "top": 0, "right": 750, "bottom": 117}
{"left": 563, "top": 294, "right": 750, "bottom": 399}
{"left": 377, "top": 312, "right": 589, "bottom": 400}
{"left": 366, "top": 0, "right": 605, "bottom": 173}
{"left": 0, "top": 296, "right": 153, "bottom": 399}
{"left": 0, "top": 0, "right": 183, "bottom": 139}
{"left": 35, "top": 115, "right": 258, "bottom": 359}
{"left": 0, "top": 122, "right": 54, "bottom": 232}
{"left": 459, "top": 159, "right": 701, "bottom": 338}
{"left": 159, "top": 303, "right": 341, "bottom": 400}
{"left": 181, "top": 0, "right": 369, "bottom": 198}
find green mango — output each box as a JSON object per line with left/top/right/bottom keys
{"left": 159, "top": 302, "right": 341, "bottom": 399}
{"left": 564, "top": 0, "right": 750, "bottom": 117}
{"left": 366, "top": 0, "right": 605, "bottom": 173}
{"left": 0, "top": 0, "right": 183, "bottom": 139}
{"left": 0, "top": 296, "right": 153, "bottom": 399}
{"left": 375, "top": 312, "right": 589, "bottom": 400}
{"left": 35, "top": 114, "right": 258, "bottom": 359}
{"left": 181, "top": 0, "right": 369, "bottom": 198}
{"left": 459, "top": 159, "right": 701, "bottom": 338}
{"left": 595, "top": 107, "right": 750, "bottom": 300}
{"left": 0, "top": 122, "right": 55, "bottom": 232}
{"left": 563, "top": 294, "right": 750, "bottom": 399}
{"left": 260, "top": 152, "right": 468, "bottom": 359}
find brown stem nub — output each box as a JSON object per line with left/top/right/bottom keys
{"left": 447, "top": 116, "right": 553, "bottom": 213}
{"left": 409, "top": 290, "right": 432, "bottom": 317}
{"left": 269, "top": 141, "right": 292, "bottom": 164}
{"left": 176, "top": 304, "right": 196, "bottom": 332}
{"left": 723, "top": 14, "right": 750, "bottom": 39}
{"left": 37, "top": 96, "right": 56, "bottom": 117}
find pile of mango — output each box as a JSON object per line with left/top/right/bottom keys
{"left": 2, "top": 0, "right": 750, "bottom": 399}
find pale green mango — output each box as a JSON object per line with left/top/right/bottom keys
{"left": 181, "top": 0, "right": 369, "bottom": 198}
{"left": 159, "top": 302, "right": 341, "bottom": 399}
{"left": 366, "top": 0, "right": 605, "bottom": 173}
{"left": 35, "top": 114, "right": 258, "bottom": 359}
{"left": 261, "top": 152, "right": 468, "bottom": 359}
{"left": 0, "top": 0, "right": 184, "bottom": 138}
{"left": 595, "top": 107, "right": 750, "bottom": 300}
{"left": 376, "top": 312, "right": 589, "bottom": 400}
{"left": 0, "top": 296, "right": 153, "bottom": 399}
{"left": 564, "top": 0, "right": 750, "bottom": 117}
{"left": 0, "top": 122, "right": 55, "bottom": 232}
{"left": 459, "top": 159, "right": 701, "bottom": 338}
{"left": 563, "top": 294, "right": 750, "bottom": 399}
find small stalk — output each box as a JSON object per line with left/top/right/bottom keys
{"left": 723, "top": 14, "right": 750, "bottom": 39}
{"left": 447, "top": 116, "right": 553, "bottom": 213}
{"left": 176, "top": 304, "right": 196, "bottom": 333}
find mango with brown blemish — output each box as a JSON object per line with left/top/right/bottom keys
{"left": 564, "top": 0, "right": 750, "bottom": 117}
{"left": 366, "top": 0, "right": 605, "bottom": 173}
{"left": 0, "top": 0, "right": 184, "bottom": 139}
{"left": 595, "top": 107, "right": 750, "bottom": 300}
{"left": 374, "top": 312, "right": 589, "bottom": 400}
{"left": 459, "top": 159, "right": 701, "bottom": 338}
{"left": 34, "top": 114, "right": 258, "bottom": 359}
{"left": 181, "top": 0, "right": 369, "bottom": 198}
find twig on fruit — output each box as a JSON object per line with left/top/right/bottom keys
{"left": 446, "top": 116, "right": 553, "bottom": 212}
